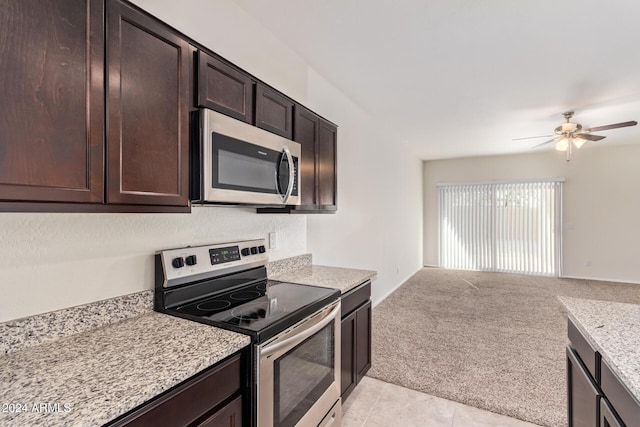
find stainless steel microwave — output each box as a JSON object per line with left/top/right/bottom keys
{"left": 192, "top": 109, "right": 300, "bottom": 206}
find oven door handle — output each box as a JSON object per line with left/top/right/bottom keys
{"left": 260, "top": 303, "right": 340, "bottom": 358}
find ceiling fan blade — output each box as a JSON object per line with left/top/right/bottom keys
{"left": 584, "top": 121, "right": 638, "bottom": 132}
{"left": 512, "top": 134, "right": 554, "bottom": 141}
{"left": 531, "top": 138, "right": 557, "bottom": 148}
{"left": 577, "top": 133, "right": 606, "bottom": 141}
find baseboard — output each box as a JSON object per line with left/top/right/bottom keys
{"left": 561, "top": 275, "right": 640, "bottom": 285}
{"left": 372, "top": 268, "right": 422, "bottom": 308}
{"left": 423, "top": 264, "right": 440, "bottom": 268}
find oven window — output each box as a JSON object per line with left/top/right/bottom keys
{"left": 274, "top": 322, "right": 335, "bottom": 427}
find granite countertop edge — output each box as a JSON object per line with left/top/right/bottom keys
{"left": 558, "top": 296, "right": 640, "bottom": 406}
{"left": 270, "top": 264, "right": 378, "bottom": 294}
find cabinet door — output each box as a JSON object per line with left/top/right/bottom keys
{"left": 317, "top": 119, "right": 337, "bottom": 211}
{"left": 106, "top": 0, "right": 189, "bottom": 206}
{"left": 197, "top": 51, "right": 254, "bottom": 124}
{"left": 109, "top": 354, "right": 241, "bottom": 427}
{"left": 197, "top": 395, "right": 242, "bottom": 427}
{"left": 600, "top": 398, "right": 624, "bottom": 427}
{"left": 601, "top": 358, "right": 640, "bottom": 427}
{"left": 0, "top": 0, "right": 104, "bottom": 203}
{"left": 355, "top": 301, "right": 372, "bottom": 382}
{"left": 341, "top": 310, "right": 357, "bottom": 399}
{"left": 293, "top": 106, "right": 319, "bottom": 209}
{"left": 256, "top": 84, "right": 293, "bottom": 139}
{"left": 567, "top": 347, "right": 599, "bottom": 427}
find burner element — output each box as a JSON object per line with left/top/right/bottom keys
{"left": 230, "top": 290, "right": 261, "bottom": 301}
{"left": 230, "top": 301, "right": 287, "bottom": 324}
{"left": 196, "top": 300, "right": 232, "bottom": 312}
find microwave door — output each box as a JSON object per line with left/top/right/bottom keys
{"left": 276, "top": 148, "right": 295, "bottom": 203}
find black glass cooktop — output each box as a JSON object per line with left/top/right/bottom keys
{"left": 170, "top": 280, "right": 339, "bottom": 342}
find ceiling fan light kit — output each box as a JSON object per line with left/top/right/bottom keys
{"left": 573, "top": 137, "right": 586, "bottom": 149}
{"left": 555, "top": 137, "right": 569, "bottom": 152}
{"left": 514, "top": 111, "right": 638, "bottom": 162}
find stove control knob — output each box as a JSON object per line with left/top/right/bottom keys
{"left": 241, "top": 248, "right": 251, "bottom": 257}
{"left": 250, "top": 246, "right": 258, "bottom": 255}
{"left": 258, "top": 245, "right": 266, "bottom": 254}
{"left": 172, "top": 257, "right": 185, "bottom": 268}
{"left": 185, "top": 255, "right": 197, "bottom": 266}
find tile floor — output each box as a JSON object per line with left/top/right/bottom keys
{"left": 342, "top": 377, "right": 542, "bottom": 427}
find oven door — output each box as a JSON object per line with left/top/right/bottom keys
{"left": 257, "top": 301, "right": 341, "bottom": 427}
{"left": 201, "top": 108, "right": 300, "bottom": 205}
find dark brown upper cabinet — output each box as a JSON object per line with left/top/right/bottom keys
{"left": 0, "top": 0, "right": 190, "bottom": 211}
{"left": 197, "top": 51, "right": 254, "bottom": 124}
{"left": 258, "top": 105, "right": 338, "bottom": 214}
{"left": 317, "top": 119, "right": 338, "bottom": 211}
{"left": 293, "top": 106, "right": 337, "bottom": 212}
{"left": 0, "top": 0, "right": 104, "bottom": 204}
{"left": 255, "top": 83, "right": 293, "bottom": 139}
{"left": 107, "top": 0, "right": 190, "bottom": 207}
{"left": 294, "top": 107, "right": 320, "bottom": 209}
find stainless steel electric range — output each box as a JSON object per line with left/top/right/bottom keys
{"left": 154, "top": 239, "right": 342, "bottom": 427}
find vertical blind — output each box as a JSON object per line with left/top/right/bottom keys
{"left": 438, "top": 179, "right": 563, "bottom": 276}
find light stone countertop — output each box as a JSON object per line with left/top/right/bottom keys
{"left": 559, "top": 296, "right": 640, "bottom": 405}
{"left": 0, "top": 311, "right": 250, "bottom": 427}
{"left": 271, "top": 265, "right": 377, "bottom": 294}
{"left": 0, "top": 255, "right": 372, "bottom": 427}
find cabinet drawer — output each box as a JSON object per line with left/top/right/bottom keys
{"left": 568, "top": 319, "right": 599, "bottom": 382}
{"left": 109, "top": 354, "right": 241, "bottom": 427}
{"left": 601, "top": 359, "right": 640, "bottom": 427}
{"left": 341, "top": 281, "right": 371, "bottom": 318}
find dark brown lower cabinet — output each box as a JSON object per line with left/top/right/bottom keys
{"left": 567, "top": 318, "right": 639, "bottom": 427}
{"left": 107, "top": 353, "right": 242, "bottom": 427}
{"left": 197, "top": 395, "right": 242, "bottom": 427}
{"left": 567, "top": 347, "right": 600, "bottom": 427}
{"left": 341, "top": 281, "right": 372, "bottom": 401}
{"left": 601, "top": 397, "right": 624, "bottom": 427}
{"left": 341, "top": 308, "right": 357, "bottom": 397}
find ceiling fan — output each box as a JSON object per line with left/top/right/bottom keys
{"left": 513, "top": 111, "right": 637, "bottom": 161}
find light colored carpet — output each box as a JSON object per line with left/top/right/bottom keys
{"left": 367, "top": 268, "right": 640, "bottom": 427}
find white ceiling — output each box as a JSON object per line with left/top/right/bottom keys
{"left": 233, "top": 0, "right": 640, "bottom": 160}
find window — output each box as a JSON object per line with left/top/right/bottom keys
{"left": 438, "top": 179, "right": 563, "bottom": 276}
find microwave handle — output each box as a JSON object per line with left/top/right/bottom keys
{"left": 281, "top": 147, "right": 295, "bottom": 203}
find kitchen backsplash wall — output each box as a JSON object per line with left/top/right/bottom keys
{"left": 0, "top": 207, "right": 305, "bottom": 322}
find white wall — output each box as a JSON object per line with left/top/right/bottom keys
{"left": 305, "top": 69, "right": 424, "bottom": 306}
{"left": 423, "top": 144, "right": 640, "bottom": 283}
{"left": 0, "top": 0, "right": 424, "bottom": 321}
{"left": 0, "top": 208, "right": 305, "bottom": 322}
